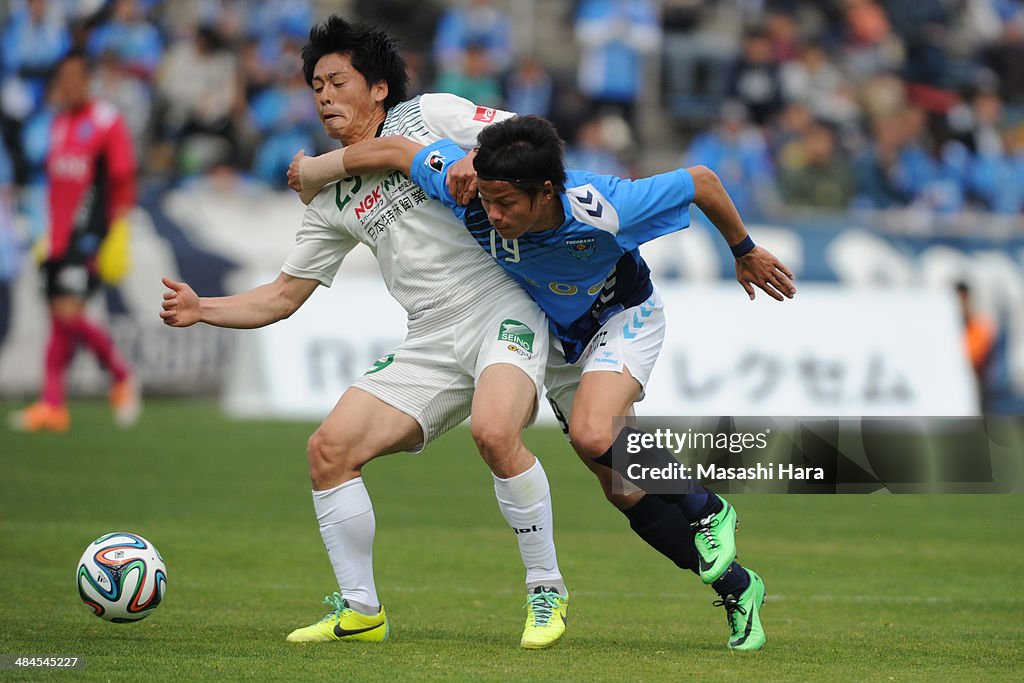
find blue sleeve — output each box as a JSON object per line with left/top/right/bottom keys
{"left": 410, "top": 139, "right": 468, "bottom": 221}
{"left": 592, "top": 168, "right": 695, "bottom": 251}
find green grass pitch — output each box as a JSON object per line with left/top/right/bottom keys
{"left": 2, "top": 400, "right": 1022, "bottom": 681}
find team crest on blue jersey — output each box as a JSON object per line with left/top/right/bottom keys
{"left": 425, "top": 151, "right": 446, "bottom": 173}
{"left": 565, "top": 237, "right": 596, "bottom": 261}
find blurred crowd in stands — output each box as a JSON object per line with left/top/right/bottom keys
{"left": 2, "top": 0, "right": 1024, "bottom": 224}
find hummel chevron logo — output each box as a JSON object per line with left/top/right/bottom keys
{"left": 334, "top": 622, "right": 384, "bottom": 638}
{"left": 621, "top": 303, "right": 653, "bottom": 340}
{"left": 574, "top": 190, "right": 604, "bottom": 218}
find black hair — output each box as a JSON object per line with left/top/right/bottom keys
{"left": 474, "top": 115, "right": 567, "bottom": 194}
{"left": 301, "top": 15, "right": 409, "bottom": 110}
{"left": 49, "top": 48, "right": 91, "bottom": 90}
{"left": 55, "top": 48, "right": 91, "bottom": 71}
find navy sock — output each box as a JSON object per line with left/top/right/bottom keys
{"left": 594, "top": 427, "right": 719, "bottom": 523}
{"left": 712, "top": 562, "right": 751, "bottom": 599}
{"left": 620, "top": 495, "right": 699, "bottom": 574}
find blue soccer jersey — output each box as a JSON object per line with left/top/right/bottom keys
{"left": 411, "top": 139, "right": 695, "bottom": 362}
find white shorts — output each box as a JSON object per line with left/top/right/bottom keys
{"left": 545, "top": 288, "right": 666, "bottom": 434}
{"left": 351, "top": 295, "right": 548, "bottom": 452}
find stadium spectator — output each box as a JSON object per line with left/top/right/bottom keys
{"left": 897, "top": 105, "right": 941, "bottom": 204}
{"left": 573, "top": 0, "right": 661, "bottom": 128}
{"left": 86, "top": 0, "right": 163, "bottom": 83}
{"left": 1, "top": 0, "right": 70, "bottom": 111}
{"left": 239, "top": 34, "right": 278, "bottom": 101}
{"left": 780, "top": 43, "right": 858, "bottom": 126}
{"left": 2, "top": 0, "right": 1023, "bottom": 224}
{"left": 979, "top": 9, "right": 1024, "bottom": 104}
{"left": 884, "top": 0, "right": 953, "bottom": 89}
{"left": 772, "top": 101, "right": 814, "bottom": 156}
{"left": 659, "top": 0, "right": 741, "bottom": 128}
{"left": 503, "top": 56, "right": 554, "bottom": 119}
{"left": 683, "top": 100, "right": 780, "bottom": 221}
{"left": 853, "top": 112, "right": 915, "bottom": 209}
{"left": 434, "top": 41, "right": 503, "bottom": 107}
{"left": 0, "top": 138, "right": 20, "bottom": 349}
{"left": 433, "top": 0, "right": 513, "bottom": 77}
{"left": 155, "top": 24, "right": 242, "bottom": 175}
{"left": 1, "top": 0, "right": 71, "bottom": 183}
{"left": 564, "top": 114, "right": 630, "bottom": 178}
{"left": 966, "top": 88, "right": 1007, "bottom": 157}
{"left": 8, "top": 51, "right": 140, "bottom": 433}
{"left": 244, "top": 0, "right": 314, "bottom": 47}
{"left": 838, "top": 0, "right": 900, "bottom": 82}
{"left": 765, "top": 9, "right": 800, "bottom": 63}
{"left": 353, "top": 0, "right": 443, "bottom": 56}
{"left": 727, "top": 27, "right": 785, "bottom": 127}
{"left": 967, "top": 124, "right": 1024, "bottom": 214}
{"left": 165, "top": 16, "right": 569, "bottom": 651}
{"left": 956, "top": 281, "right": 997, "bottom": 412}
{"left": 91, "top": 49, "right": 150, "bottom": 157}
{"left": 248, "top": 43, "right": 319, "bottom": 187}
{"left": 778, "top": 120, "right": 855, "bottom": 210}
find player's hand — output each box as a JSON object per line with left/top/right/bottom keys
{"left": 160, "top": 276, "right": 201, "bottom": 327}
{"left": 735, "top": 246, "right": 796, "bottom": 301}
{"left": 446, "top": 149, "right": 479, "bottom": 205}
{"left": 288, "top": 148, "right": 327, "bottom": 204}
{"left": 287, "top": 149, "right": 306, "bottom": 192}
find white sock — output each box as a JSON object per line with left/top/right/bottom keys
{"left": 312, "top": 477, "right": 379, "bottom": 613}
{"left": 492, "top": 458, "right": 564, "bottom": 593}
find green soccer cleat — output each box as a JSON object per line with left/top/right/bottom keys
{"left": 520, "top": 587, "right": 569, "bottom": 649}
{"left": 714, "top": 569, "right": 766, "bottom": 651}
{"left": 286, "top": 592, "right": 388, "bottom": 643}
{"left": 692, "top": 495, "right": 738, "bottom": 583}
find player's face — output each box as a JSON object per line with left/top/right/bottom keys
{"left": 51, "top": 57, "right": 90, "bottom": 111}
{"left": 478, "top": 180, "right": 551, "bottom": 240}
{"left": 311, "top": 53, "right": 387, "bottom": 144}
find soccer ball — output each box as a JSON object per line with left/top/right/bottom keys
{"left": 76, "top": 532, "right": 168, "bottom": 623}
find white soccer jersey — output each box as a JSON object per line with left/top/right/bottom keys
{"left": 282, "top": 94, "right": 518, "bottom": 331}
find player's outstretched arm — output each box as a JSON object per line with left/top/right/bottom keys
{"left": 287, "top": 137, "right": 425, "bottom": 205}
{"left": 688, "top": 165, "right": 796, "bottom": 302}
{"left": 160, "top": 273, "right": 319, "bottom": 329}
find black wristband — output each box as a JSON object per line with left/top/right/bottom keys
{"left": 730, "top": 235, "right": 755, "bottom": 258}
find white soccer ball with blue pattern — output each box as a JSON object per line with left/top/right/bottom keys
{"left": 77, "top": 532, "right": 168, "bottom": 623}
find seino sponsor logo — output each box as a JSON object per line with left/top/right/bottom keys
{"left": 498, "top": 320, "right": 535, "bottom": 354}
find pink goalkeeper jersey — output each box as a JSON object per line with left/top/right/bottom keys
{"left": 47, "top": 99, "right": 135, "bottom": 260}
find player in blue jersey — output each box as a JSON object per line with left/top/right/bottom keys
{"left": 290, "top": 115, "right": 796, "bottom": 650}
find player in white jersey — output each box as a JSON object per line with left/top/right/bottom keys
{"left": 159, "top": 16, "right": 567, "bottom": 649}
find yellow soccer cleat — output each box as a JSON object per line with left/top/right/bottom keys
{"left": 520, "top": 587, "right": 568, "bottom": 649}
{"left": 286, "top": 593, "right": 388, "bottom": 643}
